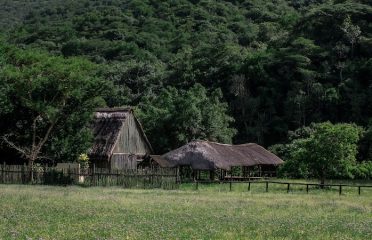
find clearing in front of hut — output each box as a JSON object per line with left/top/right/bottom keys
{"left": 0, "top": 184, "right": 371, "bottom": 239}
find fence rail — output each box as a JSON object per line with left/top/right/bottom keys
{"left": 193, "top": 180, "right": 372, "bottom": 195}
{"left": 2, "top": 163, "right": 370, "bottom": 195}
{"left": 0, "top": 164, "right": 179, "bottom": 189}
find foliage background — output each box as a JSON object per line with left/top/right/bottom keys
{"left": 0, "top": 0, "right": 372, "bottom": 170}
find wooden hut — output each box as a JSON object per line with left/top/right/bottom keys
{"left": 88, "top": 107, "right": 153, "bottom": 170}
{"left": 154, "top": 140, "right": 283, "bottom": 180}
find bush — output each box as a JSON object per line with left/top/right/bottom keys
{"left": 351, "top": 161, "right": 372, "bottom": 179}
{"left": 273, "top": 122, "right": 364, "bottom": 182}
{"left": 272, "top": 141, "right": 311, "bottom": 179}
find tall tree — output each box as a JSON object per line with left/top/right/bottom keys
{"left": 0, "top": 42, "right": 109, "bottom": 176}
{"left": 281, "top": 122, "right": 361, "bottom": 185}
{"left": 137, "top": 84, "right": 236, "bottom": 153}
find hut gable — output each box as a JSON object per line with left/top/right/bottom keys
{"left": 112, "top": 113, "right": 152, "bottom": 155}
{"left": 161, "top": 140, "right": 283, "bottom": 170}
{"left": 88, "top": 107, "right": 152, "bottom": 168}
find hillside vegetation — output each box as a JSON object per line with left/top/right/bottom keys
{"left": 0, "top": 0, "right": 372, "bottom": 165}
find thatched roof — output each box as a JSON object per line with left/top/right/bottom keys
{"left": 149, "top": 155, "right": 174, "bottom": 168}
{"left": 88, "top": 107, "right": 152, "bottom": 159}
{"left": 160, "top": 141, "right": 283, "bottom": 170}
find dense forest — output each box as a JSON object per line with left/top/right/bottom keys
{"left": 0, "top": 0, "right": 372, "bottom": 177}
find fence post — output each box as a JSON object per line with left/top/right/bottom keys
{"left": 134, "top": 168, "right": 137, "bottom": 188}
{"left": 229, "top": 180, "right": 232, "bottom": 192}
{"left": 30, "top": 163, "right": 33, "bottom": 184}
{"left": 1, "top": 162, "right": 4, "bottom": 183}
{"left": 92, "top": 164, "right": 96, "bottom": 186}
{"left": 21, "top": 164, "right": 25, "bottom": 184}
{"left": 339, "top": 185, "right": 342, "bottom": 195}
{"left": 306, "top": 184, "right": 309, "bottom": 193}
{"left": 68, "top": 165, "right": 71, "bottom": 185}
{"left": 287, "top": 183, "right": 290, "bottom": 193}
{"left": 176, "top": 168, "right": 179, "bottom": 185}
{"left": 150, "top": 171, "right": 153, "bottom": 187}
{"left": 266, "top": 181, "right": 269, "bottom": 192}
{"left": 248, "top": 182, "right": 251, "bottom": 191}
{"left": 195, "top": 181, "right": 198, "bottom": 190}
{"left": 358, "top": 186, "right": 361, "bottom": 195}
{"left": 108, "top": 167, "right": 111, "bottom": 186}
{"left": 116, "top": 169, "right": 118, "bottom": 186}
{"left": 143, "top": 175, "right": 146, "bottom": 189}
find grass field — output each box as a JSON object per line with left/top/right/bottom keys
{"left": 0, "top": 184, "right": 371, "bottom": 240}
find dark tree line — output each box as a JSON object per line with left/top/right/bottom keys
{"left": 0, "top": 0, "right": 372, "bottom": 168}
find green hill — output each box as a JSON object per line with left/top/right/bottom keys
{"left": 0, "top": 0, "right": 372, "bottom": 151}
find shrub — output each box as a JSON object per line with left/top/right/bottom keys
{"left": 273, "top": 122, "right": 363, "bottom": 182}
{"left": 351, "top": 161, "right": 372, "bottom": 179}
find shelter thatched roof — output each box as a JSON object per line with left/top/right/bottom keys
{"left": 160, "top": 141, "right": 283, "bottom": 170}
{"left": 149, "top": 155, "right": 174, "bottom": 168}
{"left": 88, "top": 107, "right": 152, "bottom": 159}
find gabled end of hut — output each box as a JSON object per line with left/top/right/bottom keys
{"left": 88, "top": 107, "right": 153, "bottom": 167}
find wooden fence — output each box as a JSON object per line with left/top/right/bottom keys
{"left": 194, "top": 180, "right": 372, "bottom": 195}
{"left": 0, "top": 164, "right": 179, "bottom": 189}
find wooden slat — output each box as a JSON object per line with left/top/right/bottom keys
{"left": 0, "top": 163, "right": 179, "bottom": 189}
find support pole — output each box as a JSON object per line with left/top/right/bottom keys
{"left": 1, "top": 162, "right": 5, "bottom": 184}
{"left": 266, "top": 181, "right": 268, "bottom": 192}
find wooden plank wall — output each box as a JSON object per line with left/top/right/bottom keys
{"left": 110, "top": 154, "right": 137, "bottom": 170}
{"left": 112, "top": 113, "right": 151, "bottom": 155}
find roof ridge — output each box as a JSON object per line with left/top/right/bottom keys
{"left": 95, "top": 107, "right": 132, "bottom": 112}
{"left": 193, "top": 140, "right": 257, "bottom": 147}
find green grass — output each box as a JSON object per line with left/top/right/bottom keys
{"left": 0, "top": 184, "right": 371, "bottom": 240}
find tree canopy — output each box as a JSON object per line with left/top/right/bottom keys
{"left": 0, "top": 0, "right": 372, "bottom": 171}
{"left": 0, "top": 40, "right": 108, "bottom": 163}
{"left": 137, "top": 84, "right": 236, "bottom": 153}
{"left": 272, "top": 122, "right": 372, "bottom": 180}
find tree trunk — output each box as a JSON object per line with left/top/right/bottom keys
{"left": 29, "top": 160, "right": 34, "bottom": 183}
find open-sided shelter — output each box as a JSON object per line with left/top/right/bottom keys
{"left": 88, "top": 107, "right": 153, "bottom": 169}
{"left": 153, "top": 140, "right": 283, "bottom": 179}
